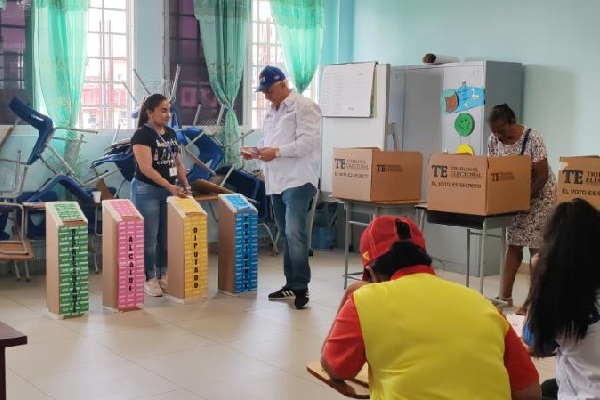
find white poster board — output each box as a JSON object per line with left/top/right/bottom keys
{"left": 320, "top": 64, "right": 390, "bottom": 193}
{"left": 320, "top": 62, "right": 376, "bottom": 117}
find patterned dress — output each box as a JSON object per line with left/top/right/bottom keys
{"left": 487, "top": 127, "right": 557, "bottom": 248}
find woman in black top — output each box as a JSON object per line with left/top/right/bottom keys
{"left": 131, "top": 93, "right": 191, "bottom": 297}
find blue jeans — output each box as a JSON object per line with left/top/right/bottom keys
{"left": 131, "top": 178, "right": 169, "bottom": 280}
{"left": 270, "top": 183, "right": 316, "bottom": 291}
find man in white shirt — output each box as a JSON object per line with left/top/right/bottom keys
{"left": 241, "top": 65, "right": 322, "bottom": 309}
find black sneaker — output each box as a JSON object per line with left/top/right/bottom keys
{"left": 294, "top": 289, "right": 309, "bottom": 309}
{"left": 268, "top": 287, "right": 295, "bottom": 300}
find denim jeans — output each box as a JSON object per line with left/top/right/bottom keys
{"left": 131, "top": 178, "right": 169, "bottom": 280}
{"left": 270, "top": 183, "right": 316, "bottom": 291}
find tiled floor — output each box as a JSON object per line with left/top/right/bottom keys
{"left": 1, "top": 250, "right": 554, "bottom": 399}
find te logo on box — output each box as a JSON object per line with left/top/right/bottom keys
{"left": 431, "top": 165, "right": 448, "bottom": 178}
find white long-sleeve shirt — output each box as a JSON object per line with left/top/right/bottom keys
{"left": 258, "top": 90, "right": 322, "bottom": 195}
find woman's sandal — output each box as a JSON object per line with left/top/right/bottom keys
{"left": 515, "top": 306, "right": 528, "bottom": 316}
{"left": 495, "top": 296, "right": 514, "bottom": 307}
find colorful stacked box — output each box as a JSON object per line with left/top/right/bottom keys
{"left": 102, "top": 200, "right": 144, "bottom": 311}
{"left": 45, "top": 202, "right": 89, "bottom": 317}
{"left": 217, "top": 194, "right": 258, "bottom": 294}
{"left": 167, "top": 196, "right": 208, "bottom": 301}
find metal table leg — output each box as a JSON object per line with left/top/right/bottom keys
{"left": 498, "top": 226, "right": 507, "bottom": 298}
{"left": 466, "top": 229, "right": 471, "bottom": 288}
{"left": 418, "top": 208, "right": 426, "bottom": 233}
{"left": 343, "top": 203, "right": 351, "bottom": 289}
{"left": 478, "top": 219, "right": 488, "bottom": 294}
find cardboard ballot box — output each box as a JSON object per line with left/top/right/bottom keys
{"left": 167, "top": 196, "right": 208, "bottom": 302}
{"left": 427, "top": 154, "right": 531, "bottom": 216}
{"left": 557, "top": 156, "right": 600, "bottom": 210}
{"left": 218, "top": 194, "right": 258, "bottom": 294}
{"left": 332, "top": 148, "right": 422, "bottom": 202}
{"left": 45, "top": 202, "right": 89, "bottom": 318}
{"left": 102, "top": 200, "right": 144, "bottom": 311}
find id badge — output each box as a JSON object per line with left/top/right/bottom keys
{"left": 169, "top": 167, "right": 177, "bottom": 177}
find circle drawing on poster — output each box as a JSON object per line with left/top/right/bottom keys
{"left": 454, "top": 112, "right": 475, "bottom": 137}
{"left": 456, "top": 144, "right": 475, "bottom": 155}
{"left": 441, "top": 89, "right": 458, "bottom": 113}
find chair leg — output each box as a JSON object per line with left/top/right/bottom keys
{"left": 12, "top": 260, "right": 21, "bottom": 281}
{"left": 23, "top": 260, "right": 30, "bottom": 282}
{"left": 93, "top": 245, "right": 99, "bottom": 274}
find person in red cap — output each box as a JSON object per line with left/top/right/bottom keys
{"left": 241, "top": 65, "right": 321, "bottom": 309}
{"left": 320, "top": 216, "right": 541, "bottom": 400}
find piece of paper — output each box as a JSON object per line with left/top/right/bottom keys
{"left": 441, "top": 89, "right": 459, "bottom": 113}
{"left": 506, "top": 313, "right": 525, "bottom": 338}
{"left": 320, "top": 62, "right": 376, "bottom": 117}
{"left": 453, "top": 85, "right": 485, "bottom": 112}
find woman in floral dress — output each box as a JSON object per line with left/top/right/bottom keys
{"left": 487, "top": 104, "right": 557, "bottom": 314}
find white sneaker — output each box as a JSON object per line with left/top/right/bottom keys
{"left": 145, "top": 278, "right": 163, "bottom": 297}
{"left": 158, "top": 276, "right": 168, "bottom": 293}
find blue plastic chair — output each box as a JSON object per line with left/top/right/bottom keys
{"left": 9, "top": 97, "right": 101, "bottom": 186}
{"left": 179, "top": 127, "right": 224, "bottom": 182}
{"left": 90, "top": 143, "right": 136, "bottom": 182}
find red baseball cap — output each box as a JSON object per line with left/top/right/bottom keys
{"left": 359, "top": 216, "right": 426, "bottom": 280}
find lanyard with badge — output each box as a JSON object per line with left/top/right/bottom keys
{"left": 145, "top": 123, "right": 178, "bottom": 177}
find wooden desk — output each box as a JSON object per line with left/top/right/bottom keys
{"left": 416, "top": 204, "right": 517, "bottom": 296}
{"left": 0, "top": 322, "right": 27, "bottom": 400}
{"left": 306, "top": 361, "right": 369, "bottom": 399}
{"left": 337, "top": 198, "right": 421, "bottom": 288}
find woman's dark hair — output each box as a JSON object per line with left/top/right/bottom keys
{"left": 487, "top": 103, "right": 517, "bottom": 125}
{"left": 370, "top": 241, "right": 432, "bottom": 279}
{"left": 137, "top": 93, "right": 168, "bottom": 128}
{"left": 528, "top": 198, "right": 600, "bottom": 356}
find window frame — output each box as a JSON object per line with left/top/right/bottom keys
{"left": 247, "top": 0, "right": 319, "bottom": 130}
{"left": 165, "top": 0, "right": 247, "bottom": 130}
{"left": 79, "top": 0, "right": 134, "bottom": 130}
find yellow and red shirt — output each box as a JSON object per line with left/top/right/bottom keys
{"left": 322, "top": 266, "right": 538, "bottom": 399}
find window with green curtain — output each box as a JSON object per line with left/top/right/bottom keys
{"left": 33, "top": 0, "right": 88, "bottom": 165}
{"left": 193, "top": 0, "right": 250, "bottom": 167}
{"left": 0, "top": 1, "right": 7, "bottom": 10}
{"left": 270, "top": 0, "right": 324, "bottom": 94}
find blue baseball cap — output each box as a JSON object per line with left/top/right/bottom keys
{"left": 256, "top": 65, "right": 286, "bottom": 92}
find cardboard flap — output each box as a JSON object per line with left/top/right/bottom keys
{"left": 167, "top": 196, "right": 206, "bottom": 217}
{"left": 45, "top": 202, "right": 88, "bottom": 226}
{"left": 218, "top": 194, "right": 257, "bottom": 213}
{"left": 427, "top": 154, "right": 489, "bottom": 215}
{"left": 103, "top": 199, "right": 143, "bottom": 222}
{"left": 371, "top": 151, "right": 422, "bottom": 201}
{"left": 558, "top": 155, "right": 600, "bottom": 170}
{"left": 485, "top": 156, "right": 531, "bottom": 213}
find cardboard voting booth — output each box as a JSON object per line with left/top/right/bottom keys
{"left": 102, "top": 200, "right": 144, "bottom": 311}
{"left": 427, "top": 154, "right": 531, "bottom": 215}
{"left": 332, "top": 148, "right": 422, "bottom": 202}
{"left": 167, "top": 196, "right": 208, "bottom": 302}
{"left": 218, "top": 194, "right": 258, "bottom": 294}
{"left": 557, "top": 156, "right": 600, "bottom": 210}
{"left": 45, "top": 202, "right": 89, "bottom": 318}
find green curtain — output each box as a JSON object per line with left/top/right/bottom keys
{"left": 194, "top": 0, "right": 250, "bottom": 167}
{"left": 270, "top": 0, "right": 325, "bottom": 94}
{"left": 0, "top": 1, "right": 7, "bottom": 10}
{"left": 33, "top": 0, "right": 88, "bottom": 166}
